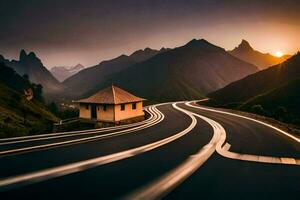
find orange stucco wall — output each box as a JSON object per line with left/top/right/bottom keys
{"left": 79, "top": 101, "right": 144, "bottom": 122}
{"left": 79, "top": 104, "right": 91, "bottom": 119}
{"left": 96, "top": 104, "right": 115, "bottom": 122}
{"left": 114, "top": 101, "right": 144, "bottom": 122}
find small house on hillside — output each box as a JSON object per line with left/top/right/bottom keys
{"left": 77, "top": 85, "right": 145, "bottom": 124}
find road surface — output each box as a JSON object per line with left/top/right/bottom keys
{"left": 0, "top": 101, "right": 299, "bottom": 199}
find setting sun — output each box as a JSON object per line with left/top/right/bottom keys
{"left": 275, "top": 51, "right": 283, "bottom": 57}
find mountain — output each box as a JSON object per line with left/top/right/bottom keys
{"left": 50, "top": 64, "right": 85, "bottom": 82}
{"left": 229, "top": 40, "right": 291, "bottom": 70}
{"left": 65, "top": 39, "right": 258, "bottom": 102}
{"left": 63, "top": 47, "right": 169, "bottom": 98}
{"left": 239, "top": 78, "right": 300, "bottom": 118}
{"left": 209, "top": 53, "right": 300, "bottom": 104}
{"left": 0, "top": 63, "right": 59, "bottom": 138}
{"left": 0, "top": 50, "right": 62, "bottom": 95}
{"left": 129, "top": 47, "right": 170, "bottom": 62}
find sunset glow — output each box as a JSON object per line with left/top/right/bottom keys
{"left": 275, "top": 51, "right": 283, "bottom": 57}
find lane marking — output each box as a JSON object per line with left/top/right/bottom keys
{"left": 124, "top": 103, "right": 221, "bottom": 200}
{"left": 0, "top": 106, "right": 164, "bottom": 157}
{"left": 0, "top": 108, "right": 154, "bottom": 145}
{"left": 0, "top": 102, "right": 196, "bottom": 191}
{"left": 186, "top": 102, "right": 300, "bottom": 166}
{"left": 190, "top": 101, "right": 300, "bottom": 143}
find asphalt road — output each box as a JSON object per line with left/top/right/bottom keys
{"left": 0, "top": 101, "right": 299, "bottom": 199}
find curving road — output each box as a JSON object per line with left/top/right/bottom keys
{"left": 0, "top": 101, "right": 299, "bottom": 199}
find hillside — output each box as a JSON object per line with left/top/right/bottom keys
{"left": 0, "top": 63, "right": 59, "bottom": 138}
{"left": 209, "top": 53, "right": 300, "bottom": 104}
{"left": 229, "top": 40, "right": 290, "bottom": 70}
{"left": 0, "top": 50, "right": 62, "bottom": 95}
{"left": 80, "top": 39, "right": 258, "bottom": 102}
{"left": 239, "top": 78, "right": 300, "bottom": 116}
{"left": 63, "top": 48, "right": 168, "bottom": 98}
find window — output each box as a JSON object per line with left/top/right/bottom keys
{"left": 103, "top": 105, "right": 107, "bottom": 111}
{"left": 85, "top": 105, "right": 89, "bottom": 110}
{"left": 132, "top": 102, "right": 136, "bottom": 110}
{"left": 121, "top": 104, "right": 125, "bottom": 111}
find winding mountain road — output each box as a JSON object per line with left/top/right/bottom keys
{"left": 0, "top": 101, "right": 299, "bottom": 199}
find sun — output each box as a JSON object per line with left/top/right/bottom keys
{"left": 275, "top": 51, "right": 283, "bottom": 57}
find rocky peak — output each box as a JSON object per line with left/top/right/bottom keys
{"left": 19, "top": 49, "right": 27, "bottom": 61}
{"left": 237, "top": 39, "right": 253, "bottom": 51}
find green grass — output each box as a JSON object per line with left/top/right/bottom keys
{"left": 0, "top": 83, "right": 59, "bottom": 138}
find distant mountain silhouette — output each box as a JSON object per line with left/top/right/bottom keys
{"left": 209, "top": 52, "right": 300, "bottom": 104}
{"left": 64, "top": 39, "right": 258, "bottom": 102}
{"left": 0, "top": 50, "right": 62, "bottom": 95}
{"left": 63, "top": 47, "right": 169, "bottom": 97}
{"left": 50, "top": 64, "right": 85, "bottom": 82}
{"left": 229, "top": 39, "right": 291, "bottom": 70}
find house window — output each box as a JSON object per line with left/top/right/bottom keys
{"left": 132, "top": 102, "right": 136, "bottom": 110}
{"left": 103, "top": 105, "right": 107, "bottom": 111}
{"left": 121, "top": 104, "right": 125, "bottom": 111}
{"left": 85, "top": 105, "right": 89, "bottom": 110}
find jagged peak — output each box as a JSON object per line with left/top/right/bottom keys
{"left": 19, "top": 49, "right": 27, "bottom": 61}
{"left": 28, "top": 52, "right": 37, "bottom": 59}
{"left": 237, "top": 39, "right": 253, "bottom": 51}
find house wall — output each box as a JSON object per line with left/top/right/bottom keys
{"left": 79, "top": 102, "right": 144, "bottom": 122}
{"left": 114, "top": 101, "right": 144, "bottom": 122}
{"left": 79, "top": 103, "right": 91, "bottom": 119}
{"left": 97, "top": 104, "right": 115, "bottom": 122}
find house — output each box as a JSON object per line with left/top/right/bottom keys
{"left": 77, "top": 85, "right": 145, "bottom": 124}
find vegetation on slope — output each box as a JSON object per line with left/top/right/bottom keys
{"left": 0, "top": 63, "right": 59, "bottom": 138}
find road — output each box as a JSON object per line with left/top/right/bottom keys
{"left": 0, "top": 101, "right": 299, "bottom": 199}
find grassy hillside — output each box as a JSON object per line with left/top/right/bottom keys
{"left": 0, "top": 63, "right": 59, "bottom": 138}
{"left": 238, "top": 78, "right": 300, "bottom": 125}
{"left": 0, "top": 83, "right": 59, "bottom": 138}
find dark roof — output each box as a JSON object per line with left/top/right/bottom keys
{"left": 77, "top": 85, "right": 145, "bottom": 104}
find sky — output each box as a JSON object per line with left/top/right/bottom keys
{"left": 0, "top": 0, "right": 299, "bottom": 68}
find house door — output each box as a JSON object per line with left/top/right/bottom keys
{"left": 91, "top": 105, "right": 97, "bottom": 119}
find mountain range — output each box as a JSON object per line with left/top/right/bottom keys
{"left": 63, "top": 47, "right": 171, "bottom": 98}
{"left": 229, "top": 40, "right": 290, "bottom": 70}
{"left": 63, "top": 39, "right": 258, "bottom": 102}
{"left": 50, "top": 64, "right": 85, "bottom": 82}
{"left": 0, "top": 50, "right": 62, "bottom": 95}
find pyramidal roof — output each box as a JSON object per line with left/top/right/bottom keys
{"left": 78, "top": 85, "right": 145, "bottom": 104}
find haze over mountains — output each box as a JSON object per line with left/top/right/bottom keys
{"left": 2, "top": 38, "right": 293, "bottom": 104}
{"left": 0, "top": 50, "right": 62, "bottom": 95}
{"left": 63, "top": 39, "right": 258, "bottom": 102}
{"left": 63, "top": 47, "right": 170, "bottom": 98}
{"left": 50, "top": 64, "right": 85, "bottom": 82}
{"left": 229, "top": 40, "right": 291, "bottom": 70}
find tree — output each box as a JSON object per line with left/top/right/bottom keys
{"left": 251, "top": 105, "right": 265, "bottom": 115}
{"left": 47, "top": 102, "right": 59, "bottom": 116}
{"left": 274, "top": 106, "right": 290, "bottom": 122}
